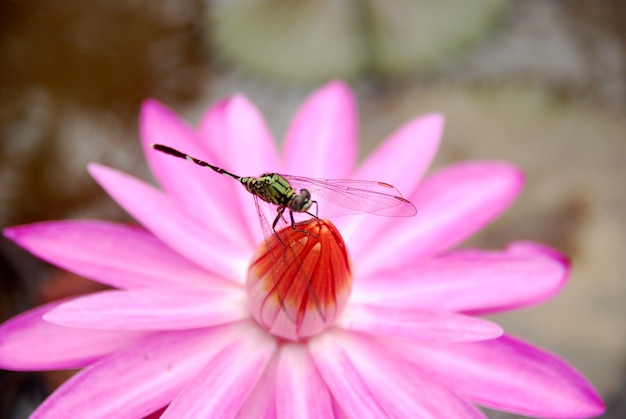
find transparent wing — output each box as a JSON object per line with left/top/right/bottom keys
{"left": 282, "top": 175, "right": 417, "bottom": 218}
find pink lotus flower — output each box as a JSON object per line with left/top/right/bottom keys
{"left": 0, "top": 82, "right": 604, "bottom": 418}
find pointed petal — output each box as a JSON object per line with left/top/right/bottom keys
{"left": 236, "top": 354, "right": 279, "bottom": 419}
{"left": 276, "top": 344, "right": 333, "bottom": 419}
{"left": 310, "top": 330, "right": 486, "bottom": 418}
{"left": 505, "top": 239, "right": 571, "bottom": 265}
{"left": 342, "top": 113, "right": 444, "bottom": 250}
{"left": 198, "top": 98, "right": 232, "bottom": 167}
{"left": 200, "top": 95, "right": 282, "bottom": 245}
{"left": 353, "top": 242, "right": 568, "bottom": 314}
{"left": 354, "top": 113, "right": 443, "bottom": 196}
{"left": 0, "top": 301, "right": 146, "bottom": 371}
{"left": 338, "top": 304, "right": 502, "bottom": 343}
{"left": 44, "top": 289, "right": 248, "bottom": 330}
{"left": 162, "top": 326, "right": 276, "bottom": 419}
{"left": 31, "top": 324, "right": 254, "bottom": 419}
{"left": 283, "top": 81, "right": 358, "bottom": 178}
{"left": 140, "top": 100, "right": 252, "bottom": 247}
{"left": 400, "top": 335, "right": 605, "bottom": 418}
{"left": 309, "top": 333, "right": 387, "bottom": 418}
{"left": 200, "top": 95, "right": 281, "bottom": 175}
{"left": 4, "top": 221, "right": 226, "bottom": 290}
{"left": 355, "top": 162, "right": 524, "bottom": 275}
{"left": 88, "top": 163, "right": 249, "bottom": 280}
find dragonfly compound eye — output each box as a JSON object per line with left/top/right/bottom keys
{"left": 290, "top": 189, "right": 312, "bottom": 212}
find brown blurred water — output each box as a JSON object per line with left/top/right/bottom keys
{"left": 1, "top": 1, "right": 624, "bottom": 417}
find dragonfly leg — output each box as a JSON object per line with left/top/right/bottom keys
{"left": 271, "top": 207, "right": 319, "bottom": 266}
{"left": 272, "top": 207, "right": 287, "bottom": 231}
{"left": 271, "top": 208, "right": 291, "bottom": 265}
{"left": 305, "top": 200, "right": 319, "bottom": 219}
{"left": 290, "top": 210, "right": 319, "bottom": 240}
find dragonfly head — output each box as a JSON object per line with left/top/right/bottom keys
{"left": 289, "top": 189, "right": 313, "bottom": 212}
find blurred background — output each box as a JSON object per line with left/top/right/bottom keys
{"left": 0, "top": 0, "right": 624, "bottom": 417}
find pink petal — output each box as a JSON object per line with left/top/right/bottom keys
{"left": 162, "top": 326, "right": 276, "bottom": 418}
{"left": 355, "top": 162, "right": 524, "bottom": 275}
{"left": 197, "top": 98, "right": 232, "bottom": 167}
{"left": 353, "top": 241, "right": 568, "bottom": 314}
{"left": 310, "top": 330, "right": 486, "bottom": 418}
{"left": 32, "top": 323, "right": 255, "bottom": 419}
{"left": 44, "top": 289, "right": 248, "bottom": 330}
{"left": 200, "top": 95, "right": 282, "bottom": 245}
{"left": 354, "top": 113, "right": 443, "bottom": 196}
{"left": 4, "top": 220, "right": 226, "bottom": 290}
{"left": 88, "top": 163, "right": 249, "bottom": 280}
{"left": 337, "top": 304, "right": 502, "bottom": 343}
{"left": 276, "top": 344, "right": 333, "bottom": 418}
{"left": 140, "top": 100, "right": 252, "bottom": 246}
{"left": 283, "top": 81, "right": 358, "bottom": 178}
{"left": 0, "top": 301, "right": 146, "bottom": 371}
{"left": 399, "top": 335, "right": 605, "bottom": 418}
{"left": 309, "top": 333, "right": 387, "bottom": 418}
{"left": 341, "top": 113, "right": 444, "bottom": 252}
{"left": 506, "top": 239, "right": 571, "bottom": 265}
{"left": 236, "top": 355, "right": 278, "bottom": 418}
{"left": 199, "top": 95, "right": 281, "bottom": 175}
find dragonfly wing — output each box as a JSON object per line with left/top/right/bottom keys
{"left": 284, "top": 176, "right": 406, "bottom": 196}
{"left": 284, "top": 176, "right": 417, "bottom": 218}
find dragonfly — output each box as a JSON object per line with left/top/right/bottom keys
{"left": 151, "top": 144, "right": 416, "bottom": 233}
{"left": 151, "top": 143, "right": 417, "bottom": 329}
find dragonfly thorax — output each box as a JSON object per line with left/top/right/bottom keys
{"left": 242, "top": 174, "right": 313, "bottom": 214}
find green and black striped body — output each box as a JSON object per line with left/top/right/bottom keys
{"left": 241, "top": 173, "right": 314, "bottom": 215}
{"left": 242, "top": 174, "right": 295, "bottom": 207}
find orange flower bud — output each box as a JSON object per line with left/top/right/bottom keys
{"left": 247, "top": 219, "right": 352, "bottom": 341}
